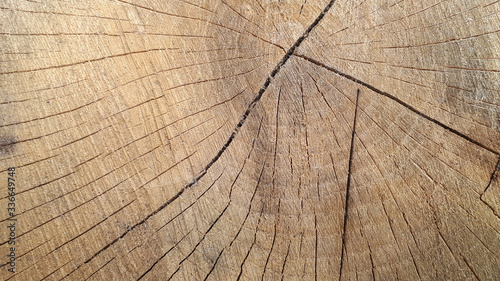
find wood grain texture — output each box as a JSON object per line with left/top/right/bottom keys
{"left": 0, "top": 0, "right": 498, "bottom": 280}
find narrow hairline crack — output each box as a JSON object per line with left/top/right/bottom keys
{"left": 81, "top": 0, "right": 338, "bottom": 266}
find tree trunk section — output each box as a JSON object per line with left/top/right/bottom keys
{"left": 1, "top": 0, "right": 499, "bottom": 280}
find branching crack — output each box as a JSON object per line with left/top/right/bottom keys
{"left": 295, "top": 54, "right": 499, "bottom": 156}
{"left": 80, "top": 0, "right": 338, "bottom": 269}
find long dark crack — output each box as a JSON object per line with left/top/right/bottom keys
{"left": 295, "top": 54, "right": 499, "bottom": 156}
{"left": 81, "top": 0, "right": 337, "bottom": 268}
{"left": 339, "top": 89, "right": 361, "bottom": 281}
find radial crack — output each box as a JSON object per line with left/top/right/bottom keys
{"left": 339, "top": 89, "right": 361, "bottom": 281}
{"left": 295, "top": 54, "right": 499, "bottom": 156}
{"left": 80, "top": 0, "right": 338, "bottom": 269}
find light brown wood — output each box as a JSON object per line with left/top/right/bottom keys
{"left": 1, "top": 0, "right": 499, "bottom": 280}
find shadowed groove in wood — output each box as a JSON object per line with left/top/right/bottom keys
{"left": 294, "top": 54, "right": 499, "bottom": 156}
{"left": 481, "top": 157, "right": 500, "bottom": 217}
{"left": 338, "top": 88, "right": 360, "bottom": 281}
{"left": 484, "top": 158, "right": 500, "bottom": 194}
{"left": 1, "top": 0, "right": 499, "bottom": 280}
{"left": 77, "top": 0, "right": 338, "bottom": 268}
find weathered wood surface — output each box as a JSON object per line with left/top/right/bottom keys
{"left": 1, "top": 0, "right": 499, "bottom": 280}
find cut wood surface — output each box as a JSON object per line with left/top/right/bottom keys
{"left": 1, "top": 0, "right": 499, "bottom": 280}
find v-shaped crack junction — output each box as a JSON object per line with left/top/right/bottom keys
{"left": 83, "top": 0, "right": 498, "bottom": 277}
{"left": 81, "top": 0, "right": 338, "bottom": 269}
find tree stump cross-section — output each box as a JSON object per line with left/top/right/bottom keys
{"left": 0, "top": 0, "right": 499, "bottom": 280}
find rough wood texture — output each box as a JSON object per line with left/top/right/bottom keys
{"left": 1, "top": 0, "right": 499, "bottom": 280}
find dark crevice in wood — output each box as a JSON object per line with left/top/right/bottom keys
{"left": 272, "top": 87, "right": 282, "bottom": 191}
{"left": 483, "top": 157, "right": 500, "bottom": 194}
{"left": 294, "top": 54, "right": 499, "bottom": 156}
{"left": 315, "top": 213, "right": 319, "bottom": 281}
{"left": 79, "top": 0, "right": 337, "bottom": 269}
{"left": 339, "top": 89, "right": 361, "bottom": 281}
{"left": 106, "top": 117, "right": 260, "bottom": 277}
{"left": 407, "top": 246, "right": 422, "bottom": 280}
{"left": 480, "top": 157, "right": 500, "bottom": 218}
{"left": 203, "top": 248, "right": 225, "bottom": 281}
{"left": 461, "top": 255, "right": 481, "bottom": 280}
{"left": 261, "top": 223, "right": 278, "bottom": 281}
{"left": 281, "top": 242, "right": 291, "bottom": 281}
{"left": 300, "top": 82, "right": 312, "bottom": 170}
